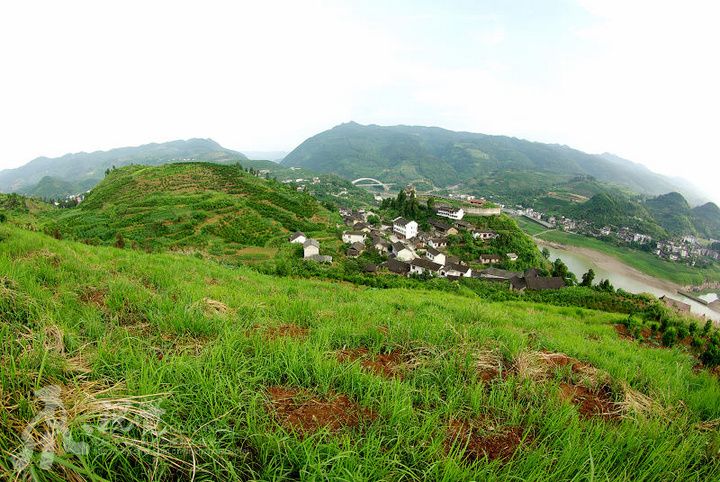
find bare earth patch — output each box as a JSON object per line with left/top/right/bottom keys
{"left": 614, "top": 324, "right": 633, "bottom": 340}
{"left": 559, "top": 382, "right": 621, "bottom": 420}
{"left": 79, "top": 286, "right": 107, "bottom": 307}
{"left": 336, "top": 347, "right": 407, "bottom": 378}
{"left": 263, "top": 324, "right": 309, "bottom": 340}
{"left": 266, "top": 386, "right": 375, "bottom": 435}
{"left": 446, "top": 419, "right": 531, "bottom": 463}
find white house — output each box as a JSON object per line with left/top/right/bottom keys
{"left": 303, "top": 239, "right": 320, "bottom": 258}
{"left": 427, "top": 238, "right": 447, "bottom": 249}
{"left": 289, "top": 232, "right": 307, "bottom": 244}
{"left": 391, "top": 242, "right": 416, "bottom": 262}
{"left": 436, "top": 205, "right": 465, "bottom": 220}
{"left": 425, "top": 247, "right": 446, "bottom": 266}
{"left": 440, "top": 263, "right": 473, "bottom": 278}
{"left": 507, "top": 252, "right": 519, "bottom": 262}
{"left": 409, "top": 258, "right": 442, "bottom": 276}
{"left": 472, "top": 229, "right": 498, "bottom": 241}
{"left": 393, "top": 217, "right": 419, "bottom": 239}
{"left": 342, "top": 231, "right": 366, "bottom": 244}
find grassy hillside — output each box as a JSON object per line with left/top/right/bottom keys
{"left": 282, "top": 122, "right": 704, "bottom": 203}
{"left": 42, "top": 162, "right": 335, "bottom": 260}
{"left": 0, "top": 139, "right": 247, "bottom": 197}
{"left": 3, "top": 225, "right": 720, "bottom": 480}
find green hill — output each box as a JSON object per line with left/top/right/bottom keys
{"left": 2, "top": 224, "right": 720, "bottom": 480}
{"left": 692, "top": 202, "right": 720, "bottom": 239}
{"left": 282, "top": 122, "right": 704, "bottom": 203}
{"left": 645, "top": 192, "right": 698, "bottom": 236}
{"left": 0, "top": 138, "right": 247, "bottom": 198}
{"left": 570, "top": 192, "right": 665, "bottom": 237}
{"left": 42, "top": 162, "right": 335, "bottom": 257}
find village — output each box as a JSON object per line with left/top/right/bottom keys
{"left": 508, "top": 205, "right": 720, "bottom": 266}
{"left": 286, "top": 199, "right": 566, "bottom": 292}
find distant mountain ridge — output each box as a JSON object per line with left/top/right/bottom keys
{"left": 0, "top": 138, "right": 247, "bottom": 197}
{"left": 282, "top": 122, "right": 706, "bottom": 205}
{"left": 571, "top": 190, "right": 720, "bottom": 239}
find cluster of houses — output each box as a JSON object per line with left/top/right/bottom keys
{"left": 656, "top": 236, "right": 720, "bottom": 263}
{"left": 337, "top": 208, "right": 564, "bottom": 291}
{"left": 289, "top": 231, "right": 332, "bottom": 263}
{"left": 508, "top": 205, "right": 720, "bottom": 267}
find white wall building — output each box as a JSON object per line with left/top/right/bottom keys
{"left": 393, "top": 217, "right": 418, "bottom": 239}
{"left": 436, "top": 205, "right": 465, "bottom": 220}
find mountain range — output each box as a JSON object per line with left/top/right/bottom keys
{"left": 0, "top": 138, "right": 247, "bottom": 198}
{"left": 282, "top": 122, "right": 707, "bottom": 205}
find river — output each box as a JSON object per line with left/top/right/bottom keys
{"left": 540, "top": 243, "right": 720, "bottom": 322}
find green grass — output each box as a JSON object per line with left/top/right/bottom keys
{"left": 41, "top": 162, "right": 337, "bottom": 259}
{"left": 2, "top": 224, "right": 720, "bottom": 480}
{"left": 535, "top": 229, "right": 720, "bottom": 285}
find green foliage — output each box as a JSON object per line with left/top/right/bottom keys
{"left": 3, "top": 224, "right": 720, "bottom": 480}
{"left": 580, "top": 269, "right": 595, "bottom": 287}
{"left": 1, "top": 138, "right": 248, "bottom": 198}
{"left": 282, "top": 122, "right": 700, "bottom": 203}
{"left": 41, "top": 162, "right": 336, "bottom": 256}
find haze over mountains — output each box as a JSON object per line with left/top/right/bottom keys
{"left": 0, "top": 122, "right": 711, "bottom": 212}
{"left": 0, "top": 139, "right": 247, "bottom": 198}
{"left": 282, "top": 122, "right": 708, "bottom": 205}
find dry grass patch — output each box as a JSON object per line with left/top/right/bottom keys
{"left": 262, "top": 324, "right": 309, "bottom": 340}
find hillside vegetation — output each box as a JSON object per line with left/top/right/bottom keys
{"left": 282, "top": 122, "right": 704, "bottom": 203}
{"left": 0, "top": 139, "right": 247, "bottom": 198}
{"left": 42, "top": 162, "right": 334, "bottom": 258}
{"left": 2, "top": 225, "right": 720, "bottom": 480}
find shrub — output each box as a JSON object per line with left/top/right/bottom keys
{"left": 0, "top": 212, "right": 6, "bottom": 223}
{"left": 688, "top": 321, "right": 698, "bottom": 335}
{"left": 703, "top": 319, "right": 713, "bottom": 336}
{"left": 701, "top": 340, "right": 720, "bottom": 367}
{"left": 662, "top": 327, "right": 677, "bottom": 347}
{"left": 677, "top": 323, "right": 689, "bottom": 340}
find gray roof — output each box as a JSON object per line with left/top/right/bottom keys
{"left": 525, "top": 276, "right": 565, "bottom": 290}
{"left": 426, "top": 246, "right": 442, "bottom": 256}
{"left": 410, "top": 258, "right": 442, "bottom": 271}
{"left": 303, "top": 239, "right": 320, "bottom": 248}
{"left": 393, "top": 217, "right": 412, "bottom": 227}
{"left": 306, "top": 254, "right": 332, "bottom": 263}
{"left": 443, "top": 262, "right": 470, "bottom": 273}
{"left": 386, "top": 258, "right": 411, "bottom": 274}
{"left": 478, "top": 268, "right": 522, "bottom": 280}
{"left": 289, "top": 231, "right": 306, "bottom": 241}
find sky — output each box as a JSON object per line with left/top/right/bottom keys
{"left": 0, "top": 0, "right": 718, "bottom": 202}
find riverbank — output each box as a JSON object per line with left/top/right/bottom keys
{"left": 536, "top": 239, "right": 682, "bottom": 293}
{"left": 537, "top": 239, "right": 720, "bottom": 322}
{"left": 532, "top": 229, "right": 720, "bottom": 286}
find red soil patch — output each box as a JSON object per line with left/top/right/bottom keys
{"left": 446, "top": 419, "right": 530, "bottom": 463}
{"left": 540, "top": 351, "right": 591, "bottom": 374}
{"left": 614, "top": 324, "right": 633, "bottom": 340}
{"left": 266, "top": 386, "right": 375, "bottom": 435}
{"left": 79, "top": 287, "right": 106, "bottom": 307}
{"left": 263, "top": 324, "right": 309, "bottom": 340}
{"left": 337, "top": 347, "right": 406, "bottom": 378}
{"left": 559, "top": 382, "right": 620, "bottom": 420}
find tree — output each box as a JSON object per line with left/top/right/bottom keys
{"left": 426, "top": 197, "right": 435, "bottom": 211}
{"left": 367, "top": 214, "right": 380, "bottom": 226}
{"left": 552, "top": 258, "right": 576, "bottom": 285}
{"left": 114, "top": 232, "right": 125, "bottom": 249}
{"left": 541, "top": 247, "right": 551, "bottom": 260}
{"left": 580, "top": 269, "right": 595, "bottom": 287}
{"left": 0, "top": 213, "right": 6, "bottom": 223}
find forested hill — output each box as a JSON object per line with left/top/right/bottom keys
{"left": 571, "top": 190, "right": 720, "bottom": 239}
{"left": 0, "top": 138, "right": 247, "bottom": 197}
{"left": 282, "top": 122, "right": 704, "bottom": 203}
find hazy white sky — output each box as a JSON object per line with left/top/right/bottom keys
{"left": 1, "top": 0, "right": 718, "bottom": 201}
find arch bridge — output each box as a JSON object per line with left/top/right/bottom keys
{"left": 351, "top": 177, "right": 394, "bottom": 191}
